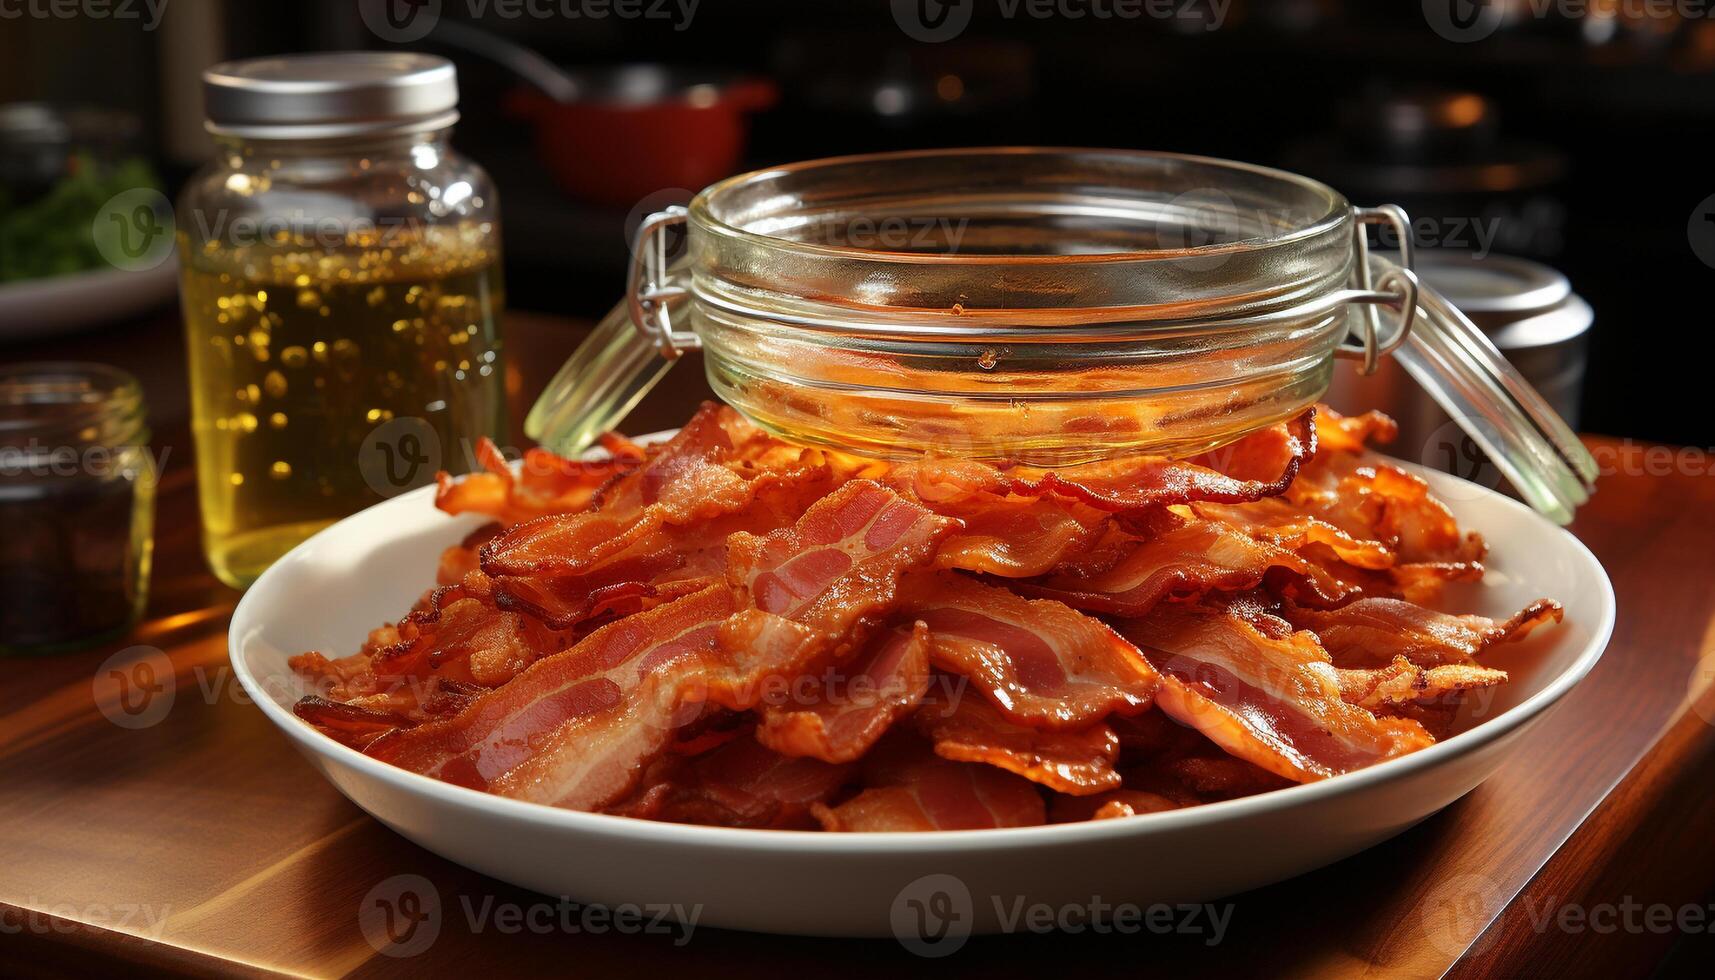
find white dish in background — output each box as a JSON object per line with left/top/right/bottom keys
{"left": 0, "top": 260, "right": 178, "bottom": 341}
{"left": 229, "top": 454, "right": 1615, "bottom": 938}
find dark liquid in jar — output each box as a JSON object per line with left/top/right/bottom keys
{"left": 0, "top": 467, "right": 149, "bottom": 652}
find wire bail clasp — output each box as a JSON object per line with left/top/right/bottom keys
{"left": 1338, "top": 205, "right": 1420, "bottom": 376}
{"left": 627, "top": 206, "right": 696, "bottom": 359}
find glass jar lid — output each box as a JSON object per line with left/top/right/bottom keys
{"left": 202, "top": 52, "right": 459, "bottom": 140}
{"left": 528, "top": 148, "right": 1597, "bottom": 523}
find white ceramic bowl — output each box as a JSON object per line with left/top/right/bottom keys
{"left": 229, "top": 457, "right": 1615, "bottom": 938}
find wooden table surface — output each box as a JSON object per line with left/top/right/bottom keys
{"left": 4, "top": 309, "right": 1714, "bottom": 978}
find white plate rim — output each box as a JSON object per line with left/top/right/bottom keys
{"left": 229, "top": 455, "right": 1616, "bottom": 854}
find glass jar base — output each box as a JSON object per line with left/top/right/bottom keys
{"left": 205, "top": 519, "right": 337, "bottom": 590}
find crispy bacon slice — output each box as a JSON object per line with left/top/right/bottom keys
{"left": 1190, "top": 498, "right": 1395, "bottom": 570}
{"left": 916, "top": 693, "right": 1121, "bottom": 795}
{"left": 292, "top": 696, "right": 413, "bottom": 750}
{"left": 1189, "top": 410, "right": 1321, "bottom": 483}
{"left": 933, "top": 495, "right": 1111, "bottom": 578}
{"left": 726, "top": 480, "right": 959, "bottom": 637}
{"left": 811, "top": 740, "right": 1046, "bottom": 832}
{"left": 490, "top": 550, "right": 684, "bottom": 629}
{"left": 755, "top": 623, "right": 932, "bottom": 764}
{"left": 1314, "top": 406, "right": 1399, "bottom": 454}
{"left": 1335, "top": 656, "right": 1510, "bottom": 712}
{"left": 901, "top": 572, "right": 1158, "bottom": 729}
{"left": 594, "top": 402, "right": 759, "bottom": 516}
{"left": 1049, "top": 789, "right": 1183, "bottom": 823}
{"left": 1003, "top": 409, "right": 1314, "bottom": 513}
{"left": 434, "top": 438, "right": 637, "bottom": 526}
{"left": 1284, "top": 597, "right": 1563, "bottom": 669}
{"left": 1117, "top": 602, "right": 1433, "bottom": 783}
{"left": 484, "top": 607, "right": 824, "bottom": 809}
{"left": 1016, "top": 515, "right": 1350, "bottom": 618}
{"left": 365, "top": 586, "right": 735, "bottom": 787}
{"left": 363, "top": 587, "right": 571, "bottom": 687}
{"left": 1288, "top": 450, "right": 1484, "bottom": 565}
{"left": 366, "top": 586, "right": 825, "bottom": 810}
{"left": 478, "top": 404, "right": 763, "bottom": 579}
{"left": 1166, "top": 753, "right": 1295, "bottom": 799}
{"left": 608, "top": 735, "right": 851, "bottom": 829}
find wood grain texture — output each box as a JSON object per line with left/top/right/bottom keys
{"left": 2, "top": 311, "right": 1710, "bottom": 978}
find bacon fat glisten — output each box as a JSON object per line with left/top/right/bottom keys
{"left": 289, "top": 403, "right": 1563, "bottom": 831}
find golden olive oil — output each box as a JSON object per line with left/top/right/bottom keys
{"left": 180, "top": 224, "right": 505, "bottom": 588}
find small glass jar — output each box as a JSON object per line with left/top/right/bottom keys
{"left": 0, "top": 363, "right": 156, "bottom": 655}
{"left": 531, "top": 148, "right": 1596, "bottom": 523}
{"left": 177, "top": 53, "right": 506, "bottom": 589}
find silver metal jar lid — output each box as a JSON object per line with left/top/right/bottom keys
{"left": 201, "top": 52, "right": 459, "bottom": 140}
{"left": 1411, "top": 251, "right": 1592, "bottom": 351}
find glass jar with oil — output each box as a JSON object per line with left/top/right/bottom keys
{"left": 179, "top": 54, "right": 505, "bottom": 588}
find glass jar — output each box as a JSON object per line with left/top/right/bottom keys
{"left": 178, "top": 54, "right": 506, "bottom": 589}
{"left": 530, "top": 148, "right": 1595, "bottom": 523}
{"left": 0, "top": 363, "right": 155, "bottom": 655}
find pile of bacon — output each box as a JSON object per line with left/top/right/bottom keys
{"left": 290, "top": 403, "right": 1563, "bottom": 831}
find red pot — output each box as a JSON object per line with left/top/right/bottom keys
{"left": 506, "top": 67, "right": 776, "bottom": 208}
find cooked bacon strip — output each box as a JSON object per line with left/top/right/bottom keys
{"left": 366, "top": 586, "right": 824, "bottom": 810}
{"left": 1284, "top": 597, "right": 1563, "bottom": 668}
{"left": 1335, "top": 656, "right": 1510, "bottom": 711}
{"left": 726, "top": 480, "right": 959, "bottom": 636}
{"left": 484, "top": 607, "right": 823, "bottom": 808}
{"left": 1167, "top": 753, "right": 1295, "bottom": 799}
{"left": 1191, "top": 498, "right": 1394, "bottom": 570}
{"left": 435, "top": 438, "right": 636, "bottom": 526}
{"left": 481, "top": 507, "right": 669, "bottom": 580}
{"left": 917, "top": 693, "right": 1121, "bottom": 795}
{"left": 292, "top": 696, "right": 413, "bottom": 750}
{"left": 1315, "top": 406, "right": 1399, "bottom": 454}
{"left": 756, "top": 623, "right": 932, "bottom": 764}
{"left": 363, "top": 588, "right": 569, "bottom": 687}
{"left": 901, "top": 572, "right": 1158, "bottom": 729}
{"left": 1003, "top": 409, "right": 1314, "bottom": 513}
{"left": 883, "top": 454, "right": 1011, "bottom": 503}
{"left": 594, "top": 402, "right": 757, "bottom": 516}
{"left": 610, "top": 736, "right": 851, "bottom": 829}
{"left": 1016, "top": 516, "right": 1350, "bottom": 618}
{"left": 1288, "top": 450, "right": 1484, "bottom": 565}
{"left": 365, "top": 586, "right": 735, "bottom": 785}
{"left": 1049, "top": 789, "right": 1183, "bottom": 822}
{"left": 811, "top": 742, "right": 1046, "bottom": 832}
{"left": 491, "top": 550, "right": 684, "bottom": 629}
{"left": 1189, "top": 411, "right": 1320, "bottom": 483}
{"left": 479, "top": 405, "right": 763, "bottom": 579}
{"left": 1117, "top": 602, "right": 1433, "bottom": 783}
{"left": 933, "top": 494, "right": 1110, "bottom": 578}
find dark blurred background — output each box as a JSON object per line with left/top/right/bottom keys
{"left": 1, "top": 0, "right": 1708, "bottom": 445}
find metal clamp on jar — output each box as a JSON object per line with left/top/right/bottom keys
{"left": 528, "top": 148, "right": 1596, "bottom": 523}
